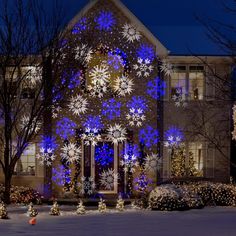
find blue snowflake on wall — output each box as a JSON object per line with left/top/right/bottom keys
{"left": 61, "top": 70, "right": 81, "bottom": 90}
{"left": 95, "top": 143, "right": 114, "bottom": 167}
{"left": 164, "top": 126, "right": 184, "bottom": 148}
{"left": 52, "top": 165, "right": 71, "bottom": 187}
{"left": 139, "top": 125, "right": 159, "bottom": 148}
{"left": 137, "top": 44, "right": 155, "bottom": 62}
{"left": 52, "top": 88, "right": 63, "bottom": 104}
{"left": 107, "top": 51, "right": 124, "bottom": 70}
{"left": 83, "top": 115, "right": 103, "bottom": 130}
{"left": 95, "top": 11, "right": 115, "bottom": 31}
{"left": 147, "top": 77, "right": 166, "bottom": 100}
{"left": 127, "top": 96, "right": 147, "bottom": 112}
{"left": 72, "top": 17, "right": 87, "bottom": 34}
{"left": 102, "top": 98, "right": 121, "bottom": 120}
{"left": 56, "top": 117, "right": 77, "bottom": 140}
{"left": 39, "top": 135, "right": 57, "bottom": 151}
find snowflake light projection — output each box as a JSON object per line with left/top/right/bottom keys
{"left": 136, "top": 44, "right": 155, "bottom": 62}
{"left": 74, "top": 44, "right": 93, "bottom": 65}
{"left": 61, "top": 142, "right": 81, "bottom": 164}
{"left": 52, "top": 165, "right": 71, "bottom": 187}
{"left": 120, "top": 153, "right": 139, "bottom": 173}
{"left": 20, "top": 115, "right": 41, "bottom": 134}
{"left": 160, "top": 60, "right": 174, "bottom": 76}
{"left": 51, "top": 105, "right": 62, "bottom": 119}
{"left": 102, "top": 98, "right": 121, "bottom": 120}
{"left": 147, "top": 77, "right": 166, "bottom": 100}
{"left": 164, "top": 126, "right": 184, "bottom": 148}
{"left": 61, "top": 70, "right": 82, "bottom": 90}
{"left": 36, "top": 136, "right": 57, "bottom": 166}
{"left": 78, "top": 176, "right": 96, "bottom": 195}
{"left": 56, "top": 118, "right": 76, "bottom": 140}
{"left": 107, "top": 51, "right": 125, "bottom": 70}
{"left": 89, "top": 64, "right": 110, "bottom": 86}
{"left": 81, "top": 128, "right": 102, "bottom": 146}
{"left": 114, "top": 75, "right": 133, "bottom": 96}
{"left": 99, "top": 169, "right": 118, "bottom": 190}
{"left": 133, "top": 58, "right": 154, "bottom": 78}
{"left": 107, "top": 124, "right": 127, "bottom": 144}
{"left": 172, "top": 88, "right": 187, "bottom": 107}
{"left": 134, "top": 172, "right": 153, "bottom": 192}
{"left": 95, "top": 143, "right": 114, "bottom": 167}
{"left": 72, "top": 17, "right": 87, "bottom": 34}
{"left": 68, "top": 95, "right": 88, "bottom": 116}
{"left": 24, "top": 66, "right": 42, "bottom": 87}
{"left": 87, "top": 83, "right": 108, "bottom": 98}
{"left": 127, "top": 96, "right": 147, "bottom": 112}
{"left": 139, "top": 125, "right": 159, "bottom": 149}
{"left": 144, "top": 153, "right": 161, "bottom": 174}
{"left": 95, "top": 10, "right": 115, "bottom": 31}
{"left": 83, "top": 115, "right": 103, "bottom": 130}
{"left": 126, "top": 108, "right": 145, "bottom": 127}
{"left": 122, "top": 23, "right": 141, "bottom": 43}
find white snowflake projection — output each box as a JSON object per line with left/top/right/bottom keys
{"left": 68, "top": 95, "right": 88, "bottom": 116}
{"left": 87, "top": 83, "right": 108, "bottom": 98}
{"left": 74, "top": 44, "right": 93, "bottom": 65}
{"left": 172, "top": 88, "right": 187, "bottom": 107}
{"left": 122, "top": 23, "right": 141, "bottom": 43}
{"left": 61, "top": 142, "right": 81, "bottom": 164}
{"left": 144, "top": 153, "right": 161, "bottom": 173}
{"left": 107, "top": 124, "right": 127, "bottom": 144}
{"left": 89, "top": 64, "right": 110, "bottom": 86}
{"left": 36, "top": 148, "right": 56, "bottom": 166}
{"left": 126, "top": 108, "right": 146, "bottom": 127}
{"left": 20, "top": 115, "right": 41, "bottom": 134}
{"left": 81, "top": 128, "right": 102, "bottom": 146}
{"left": 114, "top": 75, "right": 133, "bottom": 96}
{"left": 160, "top": 60, "right": 174, "bottom": 76}
{"left": 99, "top": 169, "right": 118, "bottom": 190}
{"left": 78, "top": 176, "right": 96, "bottom": 195}
{"left": 51, "top": 105, "right": 62, "bottom": 119}
{"left": 120, "top": 154, "right": 139, "bottom": 173}
{"left": 24, "top": 66, "right": 42, "bottom": 87}
{"left": 133, "top": 58, "right": 154, "bottom": 78}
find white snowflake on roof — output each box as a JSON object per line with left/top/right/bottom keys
{"left": 36, "top": 148, "right": 56, "bottom": 166}
{"left": 81, "top": 127, "right": 102, "bottom": 146}
{"left": 120, "top": 154, "right": 139, "bottom": 173}
{"left": 89, "top": 64, "right": 110, "bottom": 86}
{"left": 114, "top": 75, "right": 133, "bottom": 96}
{"left": 144, "top": 153, "right": 161, "bottom": 173}
{"left": 74, "top": 44, "right": 93, "bottom": 65}
{"left": 20, "top": 115, "right": 41, "bottom": 134}
{"left": 122, "top": 23, "right": 141, "bottom": 43}
{"left": 24, "top": 66, "right": 42, "bottom": 87}
{"left": 126, "top": 108, "right": 145, "bottom": 127}
{"left": 68, "top": 95, "right": 88, "bottom": 116}
{"left": 133, "top": 58, "right": 154, "bottom": 78}
{"left": 160, "top": 60, "right": 173, "bottom": 77}
{"left": 87, "top": 83, "right": 108, "bottom": 98}
{"left": 78, "top": 176, "right": 96, "bottom": 195}
{"left": 107, "top": 124, "right": 126, "bottom": 144}
{"left": 99, "top": 169, "right": 118, "bottom": 190}
{"left": 61, "top": 142, "right": 81, "bottom": 164}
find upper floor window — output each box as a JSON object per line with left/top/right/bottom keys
{"left": 189, "top": 66, "right": 204, "bottom": 100}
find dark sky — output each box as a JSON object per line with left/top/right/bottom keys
{"left": 41, "top": 0, "right": 236, "bottom": 55}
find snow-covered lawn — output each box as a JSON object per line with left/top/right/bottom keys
{"left": 1, "top": 206, "right": 236, "bottom": 236}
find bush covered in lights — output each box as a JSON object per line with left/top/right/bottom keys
{"left": 148, "top": 182, "right": 236, "bottom": 211}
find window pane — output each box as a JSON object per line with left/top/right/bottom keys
{"left": 170, "top": 70, "right": 186, "bottom": 100}
{"left": 189, "top": 143, "right": 204, "bottom": 176}
{"left": 189, "top": 70, "right": 204, "bottom": 100}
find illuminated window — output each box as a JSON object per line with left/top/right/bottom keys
{"left": 189, "top": 66, "right": 204, "bottom": 100}
{"left": 15, "top": 144, "right": 36, "bottom": 176}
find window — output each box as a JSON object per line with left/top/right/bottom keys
{"left": 15, "top": 144, "right": 36, "bottom": 176}
{"left": 170, "top": 66, "right": 186, "bottom": 100}
{"left": 189, "top": 66, "right": 204, "bottom": 100}
{"left": 188, "top": 142, "right": 204, "bottom": 176}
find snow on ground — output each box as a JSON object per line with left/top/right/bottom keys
{"left": 1, "top": 206, "right": 236, "bottom": 236}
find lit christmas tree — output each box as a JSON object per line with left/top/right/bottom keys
{"left": 98, "top": 198, "right": 106, "bottom": 213}
{"left": 0, "top": 201, "right": 8, "bottom": 219}
{"left": 171, "top": 147, "right": 186, "bottom": 177}
{"left": 50, "top": 201, "right": 60, "bottom": 216}
{"left": 116, "top": 195, "right": 125, "bottom": 211}
{"left": 76, "top": 199, "right": 86, "bottom": 215}
{"left": 27, "top": 202, "right": 38, "bottom": 217}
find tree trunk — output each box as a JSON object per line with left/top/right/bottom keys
{"left": 3, "top": 172, "right": 12, "bottom": 204}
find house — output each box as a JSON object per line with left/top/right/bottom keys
{"left": 0, "top": 0, "right": 232, "bottom": 198}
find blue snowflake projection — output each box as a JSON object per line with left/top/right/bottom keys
{"left": 139, "top": 125, "right": 159, "bottom": 148}
{"left": 127, "top": 96, "right": 147, "bottom": 113}
{"left": 72, "top": 17, "right": 87, "bottom": 34}
{"left": 134, "top": 172, "right": 153, "bottom": 192}
{"left": 121, "top": 143, "right": 139, "bottom": 158}
{"left": 95, "top": 11, "right": 115, "bottom": 31}
{"left": 56, "top": 117, "right": 77, "bottom": 140}
{"left": 95, "top": 143, "right": 114, "bottom": 167}
{"left": 137, "top": 44, "right": 155, "bottom": 62}
{"left": 164, "top": 126, "right": 184, "bottom": 148}
{"left": 147, "top": 77, "right": 166, "bottom": 100}
{"left": 102, "top": 98, "right": 121, "bottom": 120}
{"left": 83, "top": 115, "right": 103, "bottom": 130}
{"left": 52, "top": 165, "right": 71, "bottom": 187}
{"left": 52, "top": 87, "right": 63, "bottom": 103}
{"left": 61, "top": 70, "right": 81, "bottom": 90}
{"left": 39, "top": 135, "right": 57, "bottom": 150}
{"left": 107, "top": 50, "right": 126, "bottom": 70}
